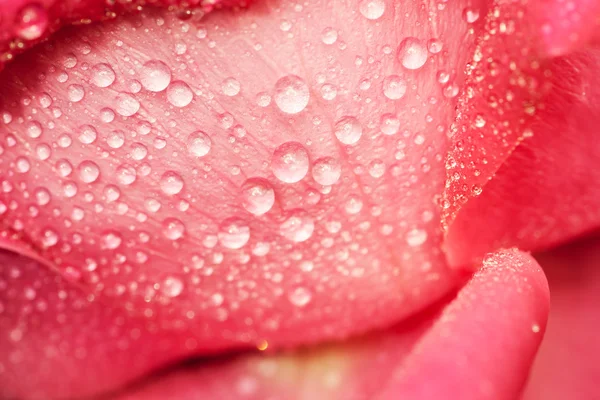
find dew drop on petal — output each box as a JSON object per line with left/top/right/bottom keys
{"left": 241, "top": 178, "right": 275, "bottom": 216}
{"left": 273, "top": 75, "right": 310, "bottom": 114}
{"left": 161, "top": 276, "right": 183, "bottom": 297}
{"left": 222, "top": 77, "right": 241, "bottom": 96}
{"left": 116, "top": 165, "right": 137, "bottom": 185}
{"left": 101, "top": 231, "right": 122, "bottom": 249}
{"left": 187, "top": 131, "right": 212, "bottom": 157}
{"left": 271, "top": 142, "right": 310, "bottom": 183}
{"left": 115, "top": 93, "right": 140, "bottom": 116}
{"left": 167, "top": 81, "right": 193, "bottom": 107}
{"left": 383, "top": 75, "right": 407, "bottom": 100}
{"left": 280, "top": 209, "right": 314, "bottom": 242}
{"left": 78, "top": 160, "right": 100, "bottom": 183}
{"left": 90, "top": 63, "right": 116, "bottom": 88}
{"left": 312, "top": 157, "right": 341, "bottom": 186}
{"left": 380, "top": 113, "right": 400, "bottom": 135}
{"left": 15, "top": 3, "right": 48, "bottom": 40}
{"left": 140, "top": 60, "right": 172, "bottom": 92}
{"left": 288, "top": 287, "right": 312, "bottom": 307}
{"left": 218, "top": 218, "right": 250, "bottom": 249}
{"left": 334, "top": 116, "right": 362, "bottom": 145}
{"left": 406, "top": 228, "right": 428, "bottom": 246}
{"left": 160, "top": 171, "right": 184, "bottom": 195}
{"left": 397, "top": 37, "right": 428, "bottom": 70}
{"left": 359, "top": 0, "right": 386, "bottom": 20}
{"left": 162, "top": 218, "right": 186, "bottom": 240}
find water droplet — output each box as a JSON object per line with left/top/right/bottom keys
{"left": 90, "top": 63, "right": 116, "bottom": 88}
{"left": 140, "top": 60, "right": 172, "bottom": 92}
{"left": 345, "top": 195, "right": 363, "bottom": 214}
{"left": 101, "top": 231, "right": 122, "bottom": 249}
{"left": 462, "top": 7, "right": 480, "bottom": 23}
{"left": 15, "top": 3, "right": 48, "bottom": 40}
{"left": 273, "top": 75, "right": 310, "bottom": 114}
{"left": 167, "top": 81, "right": 193, "bottom": 107}
{"left": 107, "top": 130, "right": 125, "bottom": 148}
{"left": 222, "top": 77, "right": 241, "bottom": 96}
{"left": 161, "top": 276, "right": 183, "bottom": 297}
{"left": 130, "top": 143, "right": 148, "bottom": 160}
{"left": 78, "top": 161, "right": 100, "bottom": 183}
{"left": 218, "top": 218, "right": 250, "bottom": 249}
{"left": 406, "top": 228, "right": 427, "bottom": 246}
{"left": 280, "top": 209, "right": 314, "bottom": 242}
{"left": 116, "top": 165, "right": 137, "bottom": 185}
{"left": 397, "top": 37, "right": 428, "bottom": 70}
{"left": 321, "top": 27, "right": 338, "bottom": 44}
{"left": 15, "top": 157, "right": 30, "bottom": 173}
{"left": 115, "top": 93, "right": 140, "bottom": 116}
{"left": 427, "top": 38, "right": 443, "bottom": 54}
{"left": 162, "top": 218, "right": 185, "bottom": 240}
{"left": 78, "top": 125, "right": 97, "bottom": 144}
{"left": 312, "top": 157, "right": 342, "bottom": 185}
{"left": 187, "top": 131, "right": 211, "bottom": 157}
{"left": 334, "top": 116, "right": 362, "bottom": 145}
{"left": 41, "top": 228, "right": 58, "bottom": 247}
{"left": 288, "top": 287, "right": 312, "bottom": 307}
{"left": 383, "top": 75, "right": 407, "bottom": 100}
{"left": 160, "top": 171, "right": 184, "bottom": 195}
{"left": 271, "top": 142, "right": 310, "bottom": 183}
{"left": 380, "top": 113, "right": 400, "bottom": 135}
{"left": 359, "top": 0, "right": 385, "bottom": 20}
{"left": 26, "top": 121, "right": 42, "bottom": 138}
{"left": 320, "top": 83, "right": 337, "bottom": 100}
{"left": 241, "top": 178, "right": 275, "bottom": 216}
{"left": 67, "top": 84, "right": 85, "bottom": 102}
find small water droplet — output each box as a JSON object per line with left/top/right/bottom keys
{"left": 187, "top": 131, "right": 212, "bottom": 157}
{"left": 321, "top": 27, "right": 338, "bottom": 44}
{"left": 383, "top": 75, "right": 407, "bottom": 100}
{"left": 241, "top": 178, "right": 275, "bottom": 216}
{"left": 406, "top": 228, "right": 427, "bottom": 246}
{"left": 116, "top": 165, "right": 137, "bottom": 185}
{"left": 222, "top": 77, "right": 241, "bottom": 96}
{"left": 78, "top": 125, "right": 97, "bottom": 144}
{"left": 115, "top": 93, "right": 140, "bottom": 116}
{"left": 334, "top": 116, "right": 362, "bottom": 145}
{"left": 67, "top": 84, "right": 85, "bottom": 102}
{"left": 101, "top": 231, "right": 122, "bottom": 249}
{"left": 160, "top": 171, "right": 184, "bottom": 195}
{"left": 359, "top": 0, "right": 386, "bottom": 20}
{"left": 167, "top": 81, "right": 193, "bottom": 107}
{"left": 271, "top": 142, "right": 310, "bottom": 183}
{"left": 380, "top": 113, "right": 400, "bottom": 135}
{"left": 312, "top": 157, "right": 342, "bottom": 185}
{"left": 273, "top": 75, "right": 310, "bottom": 114}
{"left": 140, "top": 60, "right": 172, "bottom": 92}
{"left": 397, "top": 37, "right": 428, "bottom": 70}
{"left": 280, "top": 209, "right": 314, "bottom": 242}
{"left": 218, "top": 218, "right": 250, "bottom": 249}
{"left": 162, "top": 218, "right": 186, "bottom": 240}
{"left": 462, "top": 7, "right": 480, "bottom": 23}
{"left": 90, "top": 63, "right": 116, "bottom": 88}
{"left": 161, "top": 276, "right": 184, "bottom": 297}
{"left": 78, "top": 161, "right": 100, "bottom": 183}
{"left": 427, "top": 38, "right": 443, "bottom": 54}
{"left": 288, "top": 287, "right": 312, "bottom": 307}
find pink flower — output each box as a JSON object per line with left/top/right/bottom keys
{"left": 0, "top": 0, "right": 598, "bottom": 398}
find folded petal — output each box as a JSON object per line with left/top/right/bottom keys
{"left": 377, "top": 249, "right": 550, "bottom": 400}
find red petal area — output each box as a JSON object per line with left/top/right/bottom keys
{"left": 0, "top": 0, "right": 249, "bottom": 69}
{"left": 446, "top": 48, "right": 600, "bottom": 266}
{"left": 0, "top": 0, "right": 484, "bottom": 397}
{"left": 523, "top": 233, "right": 600, "bottom": 400}
{"left": 376, "top": 249, "right": 549, "bottom": 400}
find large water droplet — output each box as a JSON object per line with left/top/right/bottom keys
{"left": 78, "top": 160, "right": 100, "bottom": 183}
{"left": 271, "top": 142, "right": 310, "bottom": 183}
{"left": 334, "top": 116, "right": 362, "bottom": 145}
{"left": 312, "top": 157, "right": 342, "bottom": 185}
{"left": 67, "top": 85, "right": 85, "bottom": 102}
{"left": 359, "top": 0, "right": 386, "bottom": 20}
{"left": 280, "top": 209, "right": 314, "bottom": 242}
{"left": 241, "top": 178, "right": 275, "bottom": 216}
{"left": 116, "top": 165, "right": 137, "bottom": 185}
{"left": 187, "top": 131, "right": 212, "bottom": 157}
{"left": 397, "top": 37, "right": 428, "bottom": 70}
{"left": 162, "top": 218, "right": 186, "bottom": 240}
{"left": 101, "top": 231, "right": 122, "bottom": 249}
{"left": 140, "top": 60, "right": 172, "bottom": 92}
{"left": 218, "top": 218, "right": 250, "bottom": 249}
{"left": 273, "top": 75, "right": 310, "bottom": 114}
{"left": 78, "top": 125, "right": 97, "bottom": 144}
{"left": 160, "top": 171, "right": 184, "bottom": 195}
{"left": 167, "top": 81, "right": 193, "bottom": 107}
{"left": 91, "top": 63, "right": 116, "bottom": 88}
